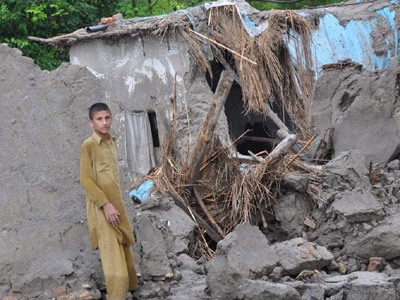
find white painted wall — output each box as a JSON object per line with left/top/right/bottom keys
{"left": 70, "top": 35, "right": 191, "bottom": 131}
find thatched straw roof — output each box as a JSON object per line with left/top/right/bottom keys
{"left": 29, "top": 11, "right": 193, "bottom": 51}
{"left": 206, "top": 5, "right": 313, "bottom": 138}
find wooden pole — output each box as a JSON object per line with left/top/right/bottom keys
{"left": 194, "top": 186, "right": 225, "bottom": 238}
{"left": 242, "top": 136, "right": 277, "bottom": 143}
{"left": 265, "top": 105, "right": 290, "bottom": 137}
{"left": 185, "top": 70, "right": 234, "bottom": 186}
{"left": 268, "top": 131, "right": 298, "bottom": 159}
{"left": 267, "top": 105, "right": 312, "bottom": 162}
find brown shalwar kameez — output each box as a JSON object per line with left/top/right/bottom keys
{"left": 80, "top": 133, "right": 138, "bottom": 300}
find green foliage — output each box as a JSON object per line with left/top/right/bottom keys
{"left": 116, "top": 0, "right": 342, "bottom": 18}
{"left": 84, "top": 0, "right": 119, "bottom": 18}
{"left": 0, "top": 0, "right": 110, "bottom": 70}
{"left": 0, "top": 2, "right": 27, "bottom": 37}
{"left": 248, "top": 0, "right": 342, "bottom": 10}
{"left": 115, "top": 0, "right": 137, "bottom": 18}
{"left": 26, "top": 4, "right": 48, "bottom": 23}
{"left": 26, "top": 42, "right": 69, "bottom": 70}
{"left": 116, "top": 0, "right": 208, "bottom": 18}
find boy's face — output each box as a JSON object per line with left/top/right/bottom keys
{"left": 89, "top": 110, "right": 112, "bottom": 138}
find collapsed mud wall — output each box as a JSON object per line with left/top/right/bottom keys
{"left": 0, "top": 45, "right": 108, "bottom": 298}
{"left": 305, "top": 0, "right": 400, "bottom": 165}
{"left": 309, "top": 57, "right": 400, "bottom": 165}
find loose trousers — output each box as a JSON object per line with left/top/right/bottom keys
{"left": 96, "top": 210, "right": 138, "bottom": 300}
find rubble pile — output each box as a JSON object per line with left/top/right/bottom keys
{"left": 126, "top": 150, "right": 400, "bottom": 300}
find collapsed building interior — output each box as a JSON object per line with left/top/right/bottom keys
{"left": 138, "top": 7, "right": 321, "bottom": 258}
{"left": 206, "top": 59, "right": 291, "bottom": 156}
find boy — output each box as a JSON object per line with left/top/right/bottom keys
{"left": 80, "top": 102, "right": 138, "bottom": 300}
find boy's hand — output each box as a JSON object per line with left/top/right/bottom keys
{"left": 102, "top": 203, "right": 120, "bottom": 226}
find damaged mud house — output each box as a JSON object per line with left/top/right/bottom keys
{"left": 2, "top": 0, "right": 400, "bottom": 299}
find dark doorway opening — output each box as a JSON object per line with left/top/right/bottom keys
{"left": 206, "top": 60, "right": 288, "bottom": 156}
{"left": 224, "top": 81, "right": 280, "bottom": 155}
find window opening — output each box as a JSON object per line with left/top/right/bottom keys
{"left": 124, "top": 109, "right": 157, "bottom": 175}
{"left": 147, "top": 111, "right": 160, "bottom": 147}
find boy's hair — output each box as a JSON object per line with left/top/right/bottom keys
{"left": 89, "top": 102, "right": 111, "bottom": 120}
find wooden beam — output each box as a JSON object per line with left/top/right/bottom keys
{"left": 185, "top": 70, "right": 234, "bottom": 186}
{"left": 266, "top": 133, "right": 297, "bottom": 161}
{"left": 242, "top": 136, "right": 277, "bottom": 143}
{"left": 194, "top": 186, "right": 225, "bottom": 239}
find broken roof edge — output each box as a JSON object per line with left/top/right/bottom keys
{"left": 28, "top": 10, "right": 194, "bottom": 51}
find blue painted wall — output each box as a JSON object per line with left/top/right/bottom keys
{"left": 236, "top": 2, "right": 397, "bottom": 77}
{"left": 307, "top": 4, "right": 397, "bottom": 76}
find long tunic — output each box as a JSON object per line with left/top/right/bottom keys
{"left": 80, "top": 133, "right": 135, "bottom": 250}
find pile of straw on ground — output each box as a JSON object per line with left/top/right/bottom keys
{"left": 144, "top": 130, "right": 325, "bottom": 258}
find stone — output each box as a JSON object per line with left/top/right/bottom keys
{"left": 331, "top": 191, "right": 384, "bottom": 223}
{"left": 282, "top": 175, "right": 309, "bottom": 193}
{"left": 304, "top": 217, "right": 317, "bottom": 229}
{"left": 337, "top": 262, "right": 347, "bottom": 274}
{"left": 236, "top": 279, "right": 301, "bottom": 300}
{"left": 345, "top": 272, "right": 396, "bottom": 300}
{"left": 54, "top": 286, "right": 67, "bottom": 297}
{"left": 206, "top": 222, "right": 280, "bottom": 299}
{"left": 344, "top": 212, "right": 400, "bottom": 259}
{"left": 286, "top": 282, "right": 325, "bottom": 300}
{"left": 273, "top": 192, "right": 314, "bottom": 236}
{"left": 56, "top": 289, "right": 101, "bottom": 300}
{"left": 269, "top": 266, "right": 284, "bottom": 282}
{"left": 387, "top": 159, "right": 400, "bottom": 170}
{"left": 133, "top": 212, "right": 173, "bottom": 279}
{"left": 323, "top": 150, "right": 369, "bottom": 178}
{"left": 367, "top": 257, "right": 387, "bottom": 272}
{"left": 271, "top": 238, "right": 334, "bottom": 276}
